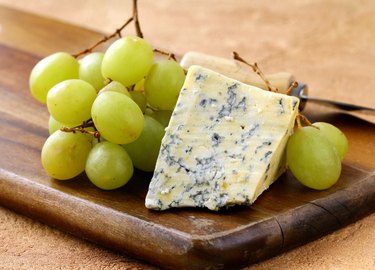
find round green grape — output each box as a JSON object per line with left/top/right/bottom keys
{"left": 85, "top": 141, "right": 133, "bottom": 190}
{"left": 287, "top": 126, "right": 341, "bottom": 190}
{"left": 98, "top": 81, "right": 131, "bottom": 98}
{"left": 79, "top": 52, "right": 106, "bottom": 91}
{"left": 123, "top": 115, "right": 165, "bottom": 172}
{"left": 144, "top": 60, "right": 186, "bottom": 110}
{"left": 41, "top": 130, "right": 92, "bottom": 180}
{"left": 91, "top": 91, "right": 144, "bottom": 144}
{"left": 30, "top": 52, "right": 79, "bottom": 103}
{"left": 47, "top": 79, "right": 97, "bottom": 126}
{"left": 314, "top": 122, "right": 348, "bottom": 160}
{"left": 101, "top": 36, "right": 153, "bottom": 87}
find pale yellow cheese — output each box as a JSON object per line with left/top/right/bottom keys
{"left": 146, "top": 65, "right": 299, "bottom": 211}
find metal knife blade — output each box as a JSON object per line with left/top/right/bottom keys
{"left": 290, "top": 83, "right": 375, "bottom": 115}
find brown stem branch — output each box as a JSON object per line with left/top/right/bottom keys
{"left": 296, "top": 113, "right": 302, "bottom": 129}
{"left": 133, "top": 0, "right": 143, "bottom": 38}
{"left": 153, "top": 48, "right": 177, "bottom": 61}
{"left": 72, "top": 0, "right": 144, "bottom": 58}
{"left": 60, "top": 119, "right": 101, "bottom": 138}
{"left": 299, "top": 113, "right": 314, "bottom": 127}
{"left": 60, "top": 126, "right": 101, "bottom": 138}
{"left": 72, "top": 17, "right": 134, "bottom": 58}
{"left": 232, "top": 51, "right": 278, "bottom": 92}
{"left": 295, "top": 112, "right": 317, "bottom": 130}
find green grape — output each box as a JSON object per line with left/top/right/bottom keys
{"left": 91, "top": 91, "right": 144, "bottom": 144}
{"left": 30, "top": 52, "right": 79, "bottom": 103}
{"left": 101, "top": 36, "right": 153, "bottom": 87}
{"left": 130, "top": 91, "right": 147, "bottom": 113}
{"left": 98, "top": 81, "right": 131, "bottom": 98}
{"left": 79, "top": 52, "right": 106, "bottom": 91}
{"left": 48, "top": 115, "right": 65, "bottom": 134}
{"left": 144, "top": 60, "right": 186, "bottom": 110}
{"left": 85, "top": 141, "right": 133, "bottom": 190}
{"left": 314, "top": 122, "right": 348, "bottom": 160}
{"left": 123, "top": 115, "right": 165, "bottom": 172}
{"left": 47, "top": 79, "right": 96, "bottom": 126}
{"left": 41, "top": 130, "right": 92, "bottom": 180}
{"left": 147, "top": 109, "right": 172, "bottom": 127}
{"left": 287, "top": 126, "right": 341, "bottom": 190}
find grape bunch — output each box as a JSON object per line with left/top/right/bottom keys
{"left": 30, "top": 36, "right": 185, "bottom": 190}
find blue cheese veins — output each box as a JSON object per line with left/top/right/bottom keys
{"left": 145, "top": 65, "right": 299, "bottom": 211}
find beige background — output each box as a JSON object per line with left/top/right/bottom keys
{"left": 0, "top": 0, "right": 374, "bottom": 269}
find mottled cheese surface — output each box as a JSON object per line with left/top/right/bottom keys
{"left": 145, "top": 65, "right": 299, "bottom": 211}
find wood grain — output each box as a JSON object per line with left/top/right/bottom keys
{"left": 0, "top": 5, "right": 374, "bottom": 270}
{"left": 0, "top": 6, "right": 104, "bottom": 57}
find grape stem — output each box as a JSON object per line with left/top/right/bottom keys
{"left": 296, "top": 112, "right": 318, "bottom": 129}
{"left": 72, "top": 19, "right": 133, "bottom": 58}
{"left": 232, "top": 51, "right": 278, "bottom": 93}
{"left": 153, "top": 48, "right": 177, "bottom": 61}
{"left": 72, "top": 0, "right": 178, "bottom": 62}
{"left": 133, "top": 0, "right": 143, "bottom": 38}
{"left": 296, "top": 113, "right": 302, "bottom": 129}
{"left": 72, "top": 0, "right": 143, "bottom": 58}
{"left": 60, "top": 120, "right": 101, "bottom": 139}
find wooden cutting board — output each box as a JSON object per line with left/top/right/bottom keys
{"left": 0, "top": 6, "right": 374, "bottom": 270}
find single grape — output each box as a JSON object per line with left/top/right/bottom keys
{"left": 314, "top": 122, "right": 348, "bottom": 160}
{"left": 91, "top": 91, "right": 144, "bottom": 144}
{"left": 145, "top": 109, "right": 172, "bottom": 127}
{"left": 101, "top": 36, "right": 153, "bottom": 87}
{"left": 130, "top": 91, "right": 147, "bottom": 113}
{"left": 98, "top": 81, "right": 131, "bottom": 98}
{"left": 144, "top": 60, "right": 186, "bottom": 110}
{"left": 47, "top": 79, "right": 97, "bottom": 126}
{"left": 41, "top": 130, "right": 92, "bottom": 180}
{"left": 85, "top": 141, "right": 133, "bottom": 190}
{"left": 123, "top": 115, "right": 165, "bottom": 172}
{"left": 287, "top": 126, "right": 341, "bottom": 190}
{"left": 79, "top": 52, "right": 106, "bottom": 91}
{"left": 29, "top": 52, "right": 79, "bottom": 103}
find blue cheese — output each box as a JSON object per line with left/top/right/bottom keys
{"left": 145, "top": 65, "right": 299, "bottom": 211}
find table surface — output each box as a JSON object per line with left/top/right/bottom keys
{"left": 0, "top": 0, "right": 374, "bottom": 269}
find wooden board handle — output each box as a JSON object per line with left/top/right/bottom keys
{"left": 180, "top": 51, "right": 294, "bottom": 93}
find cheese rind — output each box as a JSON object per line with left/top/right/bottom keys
{"left": 145, "top": 66, "right": 299, "bottom": 211}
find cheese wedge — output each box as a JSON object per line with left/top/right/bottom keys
{"left": 145, "top": 65, "right": 299, "bottom": 211}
